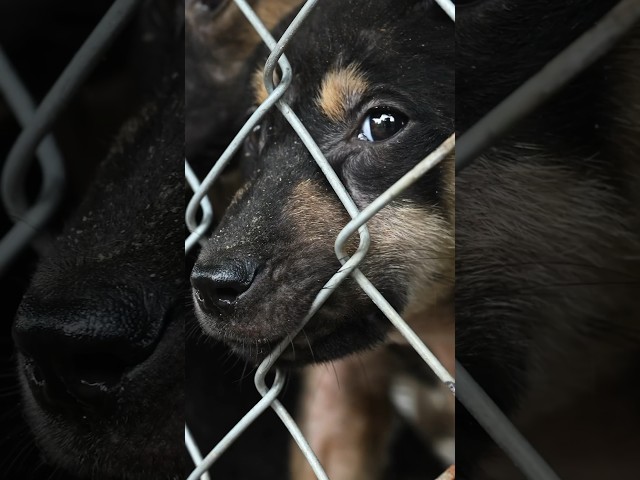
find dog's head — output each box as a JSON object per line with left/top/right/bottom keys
{"left": 11, "top": 47, "right": 185, "bottom": 480}
{"left": 192, "top": 0, "right": 454, "bottom": 365}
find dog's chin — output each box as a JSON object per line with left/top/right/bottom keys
{"left": 17, "top": 318, "right": 185, "bottom": 480}
{"left": 223, "top": 311, "right": 391, "bottom": 368}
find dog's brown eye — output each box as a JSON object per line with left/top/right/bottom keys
{"left": 358, "top": 108, "right": 408, "bottom": 142}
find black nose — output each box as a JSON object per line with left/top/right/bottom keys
{"left": 191, "top": 259, "right": 259, "bottom": 315}
{"left": 13, "top": 292, "right": 160, "bottom": 412}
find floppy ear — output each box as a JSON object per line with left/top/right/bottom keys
{"left": 187, "top": 0, "right": 303, "bottom": 69}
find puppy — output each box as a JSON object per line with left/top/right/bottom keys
{"left": 11, "top": 2, "right": 185, "bottom": 478}
{"left": 456, "top": 1, "right": 640, "bottom": 478}
{"left": 191, "top": 0, "right": 454, "bottom": 478}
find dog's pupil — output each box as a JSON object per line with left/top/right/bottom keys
{"left": 370, "top": 112, "right": 404, "bottom": 140}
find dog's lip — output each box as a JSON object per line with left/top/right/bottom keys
{"left": 224, "top": 334, "right": 285, "bottom": 348}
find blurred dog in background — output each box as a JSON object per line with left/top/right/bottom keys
{"left": 456, "top": 1, "right": 640, "bottom": 478}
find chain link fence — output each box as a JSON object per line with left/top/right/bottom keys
{"left": 455, "top": 2, "right": 640, "bottom": 479}
{"left": 184, "top": 0, "right": 455, "bottom": 479}
{"left": 0, "top": 0, "right": 143, "bottom": 278}
{"left": 2, "top": 0, "right": 637, "bottom": 478}
{"left": 185, "top": 1, "right": 640, "bottom": 480}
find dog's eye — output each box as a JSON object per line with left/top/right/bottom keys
{"left": 357, "top": 108, "right": 408, "bottom": 142}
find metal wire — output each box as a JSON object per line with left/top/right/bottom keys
{"left": 451, "top": 1, "right": 640, "bottom": 479}
{"left": 2, "top": 0, "right": 631, "bottom": 477}
{"left": 0, "top": 47, "right": 63, "bottom": 258}
{"left": 456, "top": 0, "right": 640, "bottom": 172}
{"left": 185, "top": 0, "right": 457, "bottom": 479}
{"left": 0, "top": 0, "right": 143, "bottom": 277}
{"left": 334, "top": 135, "right": 456, "bottom": 393}
{"left": 456, "top": 363, "right": 561, "bottom": 480}
{"left": 185, "top": 159, "right": 213, "bottom": 251}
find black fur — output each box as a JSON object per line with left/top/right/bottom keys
{"left": 193, "top": 0, "right": 454, "bottom": 365}
{"left": 456, "top": 1, "right": 640, "bottom": 477}
{"left": 11, "top": 3, "right": 185, "bottom": 478}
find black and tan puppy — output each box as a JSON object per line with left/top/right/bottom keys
{"left": 10, "top": 2, "right": 185, "bottom": 478}
{"left": 191, "top": 0, "right": 454, "bottom": 477}
{"left": 457, "top": 1, "right": 640, "bottom": 478}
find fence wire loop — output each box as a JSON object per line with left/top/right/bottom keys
{"left": 7, "top": 0, "right": 619, "bottom": 477}
{"left": 186, "top": 0, "right": 456, "bottom": 479}
{"left": 0, "top": 0, "right": 144, "bottom": 278}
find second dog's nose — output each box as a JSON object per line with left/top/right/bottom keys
{"left": 13, "top": 291, "right": 161, "bottom": 411}
{"left": 191, "top": 260, "right": 258, "bottom": 315}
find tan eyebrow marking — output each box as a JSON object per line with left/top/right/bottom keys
{"left": 251, "top": 67, "right": 281, "bottom": 105}
{"left": 316, "top": 64, "right": 369, "bottom": 122}
{"left": 252, "top": 67, "right": 269, "bottom": 105}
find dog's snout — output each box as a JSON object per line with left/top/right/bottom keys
{"left": 191, "top": 259, "right": 259, "bottom": 315}
{"left": 13, "top": 294, "right": 160, "bottom": 411}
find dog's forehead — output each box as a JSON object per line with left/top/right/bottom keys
{"left": 252, "top": 0, "right": 452, "bottom": 108}
{"left": 244, "top": 0, "right": 452, "bottom": 186}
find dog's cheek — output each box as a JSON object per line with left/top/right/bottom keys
{"left": 282, "top": 179, "right": 355, "bottom": 258}
{"left": 281, "top": 179, "right": 373, "bottom": 309}
{"left": 365, "top": 203, "right": 454, "bottom": 316}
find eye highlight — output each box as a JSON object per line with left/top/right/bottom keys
{"left": 357, "top": 107, "right": 408, "bottom": 142}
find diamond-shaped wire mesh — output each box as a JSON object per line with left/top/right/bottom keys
{"left": 185, "top": 0, "right": 456, "bottom": 479}
{"left": 2, "top": 0, "right": 635, "bottom": 479}
{"left": 0, "top": 0, "right": 143, "bottom": 277}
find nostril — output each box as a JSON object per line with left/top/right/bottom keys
{"left": 192, "top": 277, "right": 242, "bottom": 314}
{"left": 21, "top": 350, "right": 129, "bottom": 411}
{"left": 13, "top": 297, "right": 159, "bottom": 411}
{"left": 216, "top": 286, "right": 243, "bottom": 304}
{"left": 71, "top": 352, "right": 128, "bottom": 388}
{"left": 191, "top": 260, "right": 259, "bottom": 315}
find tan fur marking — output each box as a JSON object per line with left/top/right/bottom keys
{"left": 317, "top": 64, "right": 369, "bottom": 122}
{"left": 251, "top": 67, "right": 281, "bottom": 105}
{"left": 285, "top": 180, "right": 356, "bottom": 251}
{"left": 286, "top": 180, "right": 454, "bottom": 317}
{"left": 367, "top": 203, "right": 454, "bottom": 315}
{"left": 252, "top": 68, "right": 269, "bottom": 105}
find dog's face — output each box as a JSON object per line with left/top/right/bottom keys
{"left": 192, "top": 0, "right": 454, "bottom": 365}
{"left": 11, "top": 71, "right": 185, "bottom": 478}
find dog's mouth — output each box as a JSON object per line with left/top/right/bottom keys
{"left": 222, "top": 310, "right": 391, "bottom": 367}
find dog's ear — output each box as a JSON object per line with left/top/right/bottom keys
{"left": 186, "top": 0, "right": 301, "bottom": 83}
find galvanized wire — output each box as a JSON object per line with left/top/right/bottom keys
{"left": 456, "top": 363, "right": 562, "bottom": 480}
{"left": 334, "top": 135, "right": 456, "bottom": 394}
{"left": 451, "top": 1, "right": 640, "bottom": 479}
{"left": 0, "top": 0, "right": 143, "bottom": 277}
{"left": 185, "top": 0, "right": 456, "bottom": 479}
{"left": 456, "top": 0, "right": 640, "bottom": 172}
{"left": 0, "top": 47, "right": 63, "bottom": 258}
{"left": 185, "top": 426, "right": 211, "bottom": 480}
{"left": 185, "top": 159, "right": 213, "bottom": 251}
